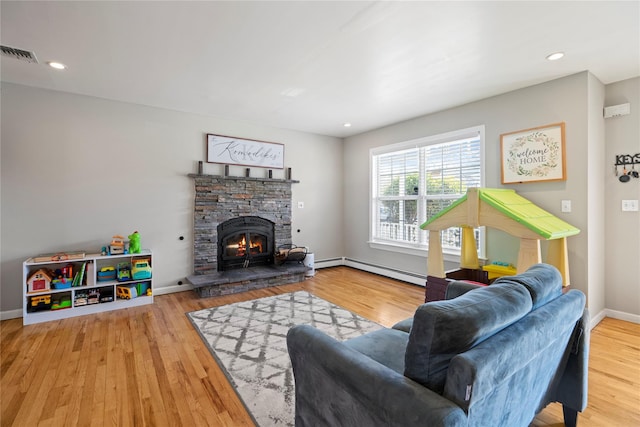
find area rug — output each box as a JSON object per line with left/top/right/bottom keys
{"left": 187, "top": 291, "right": 381, "bottom": 426}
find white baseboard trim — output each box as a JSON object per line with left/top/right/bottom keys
{"left": 313, "top": 256, "right": 426, "bottom": 286}
{"left": 590, "top": 310, "right": 607, "bottom": 330}
{"left": 588, "top": 308, "right": 640, "bottom": 330}
{"left": 1, "top": 309, "right": 22, "bottom": 321}
{"left": 603, "top": 308, "right": 640, "bottom": 325}
{"left": 343, "top": 258, "right": 426, "bottom": 286}
{"left": 153, "top": 283, "right": 194, "bottom": 296}
{"left": 314, "top": 258, "right": 345, "bottom": 269}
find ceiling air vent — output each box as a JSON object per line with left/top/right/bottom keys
{"left": 1, "top": 45, "right": 38, "bottom": 63}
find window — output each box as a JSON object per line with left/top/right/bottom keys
{"left": 370, "top": 126, "right": 484, "bottom": 257}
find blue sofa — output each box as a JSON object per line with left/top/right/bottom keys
{"left": 287, "top": 264, "right": 589, "bottom": 427}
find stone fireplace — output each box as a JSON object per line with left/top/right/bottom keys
{"left": 187, "top": 173, "right": 307, "bottom": 297}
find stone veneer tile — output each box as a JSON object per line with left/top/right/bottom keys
{"left": 189, "top": 174, "right": 298, "bottom": 275}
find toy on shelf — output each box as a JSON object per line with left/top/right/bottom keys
{"left": 131, "top": 258, "right": 152, "bottom": 280}
{"left": 75, "top": 291, "right": 88, "bottom": 306}
{"left": 109, "top": 235, "right": 126, "bottom": 255}
{"left": 116, "top": 285, "right": 138, "bottom": 300}
{"left": 26, "top": 268, "right": 53, "bottom": 293}
{"left": 134, "top": 282, "right": 150, "bottom": 296}
{"left": 128, "top": 231, "right": 141, "bottom": 254}
{"left": 61, "top": 264, "right": 73, "bottom": 279}
{"left": 97, "top": 266, "right": 116, "bottom": 282}
{"left": 71, "top": 262, "right": 88, "bottom": 287}
{"left": 88, "top": 289, "right": 100, "bottom": 305}
{"left": 117, "top": 262, "right": 131, "bottom": 282}
{"left": 52, "top": 276, "right": 72, "bottom": 289}
{"left": 52, "top": 266, "right": 73, "bottom": 289}
{"left": 99, "top": 287, "right": 114, "bottom": 303}
{"left": 30, "top": 251, "right": 85, "bottom": 263}
{"left": 30, "top": 295, "right": 52, "bottom": 311}
{"left": 51, "top": 294, "right": 72, "bottom": 310}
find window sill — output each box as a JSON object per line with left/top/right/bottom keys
{"left": 368, "top": 240, "right": 463, "bottom": 263}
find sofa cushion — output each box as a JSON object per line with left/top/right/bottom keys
{"left": 404, "top": 282, "right": 532, "bottom": 393}
{"left": 493, "top": 263, "right": 562, "bottom": 309}
{"left": 344, "top": 328, "right": 409, "bottom": 375}
{"left": 393, "top": 281, "right": 487, "bottom": 334}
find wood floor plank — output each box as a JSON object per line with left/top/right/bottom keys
{"left": 1, "top": 266, "right": 638, "bottom": 426}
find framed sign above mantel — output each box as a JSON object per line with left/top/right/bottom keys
{"left": 500, "top": 122, "right": 566, "bottom": 184}
{"left": 207, "top": 133, "right": 284, "bottom": 169}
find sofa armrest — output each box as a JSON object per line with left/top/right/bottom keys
{"left": 287, "top": 324, "right": 467, "bottom": 427}
{"left": 554, "top": 308, "right": 590, "bottom": 413}
{"left": 391, "top": 317, "right": 413, "bottom": 332}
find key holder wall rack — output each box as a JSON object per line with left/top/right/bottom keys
{"left": 614, "top": 153, "right": 640, "bottom": 182}
{"left": 615, "top": 153, "right": 640, "bottom": 166}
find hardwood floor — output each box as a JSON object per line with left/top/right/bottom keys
{"left": 2, "top": 267, "right": 638, "bottom": 426}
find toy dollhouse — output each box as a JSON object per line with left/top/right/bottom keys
{"left": 26, "top": 268, "right": 54, "bottom": 293}
{"left": 421, "top": 188, "right": 580, "bottom": 300}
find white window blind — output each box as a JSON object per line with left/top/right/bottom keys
{"left": 371, "top": 126, "right": 484, "bottom": 256}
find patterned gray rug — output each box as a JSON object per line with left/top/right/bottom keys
{"left": 187, "top": 291, "right": 381, "bottom": 426}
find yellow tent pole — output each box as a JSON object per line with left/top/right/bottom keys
{"left": 547, "top": 237, "right": 571, "bottom": 286}
{"left": 460, "top": 226, "right": 479, "bottom": 269}
{"left": 428, "top": 230, "right": 445, "bottom": 278}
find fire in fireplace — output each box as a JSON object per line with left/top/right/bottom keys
{"left": 217, "top": 216, "right": 275, "bottom": 270}
{"left": 232, "top": 235, "right": 263, "bottom": 257}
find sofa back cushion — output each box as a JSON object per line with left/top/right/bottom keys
{"left": 404, "top": 282, "right": 532, "bottom": 393}
{"left": 493, "top": 263, "right": 562, "bottom": 310}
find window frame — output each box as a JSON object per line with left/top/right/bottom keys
{"left": 369, "top": 125, "right": 486, "bottom": 261}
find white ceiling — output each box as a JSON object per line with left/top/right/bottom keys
{"left": 1, "top": 1, "right": 639, "bottom": 138}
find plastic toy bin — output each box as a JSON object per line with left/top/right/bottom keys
{"left": 52, "top": 278, "right": 72, "bottom": 289}
{"left": 482, "top": 264, "right": 517, "bottom": 280}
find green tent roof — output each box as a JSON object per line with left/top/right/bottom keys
{"left": 420, "top": 188, "right": 580, "bottom": 239}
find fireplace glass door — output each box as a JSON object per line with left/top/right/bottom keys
{"left": 223, "top": 233, "right": 267, "bottom": 258}
{"left": 217, "top": 217, "right": 274, "bottom": 270}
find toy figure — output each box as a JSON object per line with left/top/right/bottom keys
{"left": 129, "top": 231, "right": 141, "bottom": 254}
{"left": 110, "top": 235, "right": 125, "bottom": 255}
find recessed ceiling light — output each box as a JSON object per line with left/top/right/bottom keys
{"left": 343, "top": 123, "right": 352, "bottom": 128}
{"left": 546, "top": 52, "right": 564, "bottom": 61}
{"left": 47, "top": 61, "right": 67, "bottom": 70}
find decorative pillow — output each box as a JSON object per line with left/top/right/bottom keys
{"left": 404, "top": 282, "right": 532, "bottom": 393}
{"left": 493, "top": 263, "right": 562, "bottom": 310}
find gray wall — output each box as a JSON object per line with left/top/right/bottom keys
{"left": 2, "top": 75, "right": 638, "bottom": 320}
{"left": 343, "top": 72, "right": 605, "bottom": 312}
{"left": 604, "top": 77, "right": 640, "bottom": 317}
{"left": 0, "top": 83, "right": 344, "bottom": 313}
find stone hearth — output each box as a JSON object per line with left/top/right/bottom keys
{"left": 188, "top": 264, "right": 308, "bottom": 298}
{"left": 187, "top": 173, "right": 304, "bottom": 297}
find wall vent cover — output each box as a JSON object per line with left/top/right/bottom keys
{"left": 1, "top": 45, "right": 38, "bottom": 63}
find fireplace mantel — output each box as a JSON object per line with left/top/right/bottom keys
{"left": 187, "top": 173, "right": 299, "bottom": 184}
{"left": 189, "top": 173, "right": 298, "bottom": 275}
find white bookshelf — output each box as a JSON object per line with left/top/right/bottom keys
{"left": 22, "top": 250, "right": 153, "bottom": 325}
